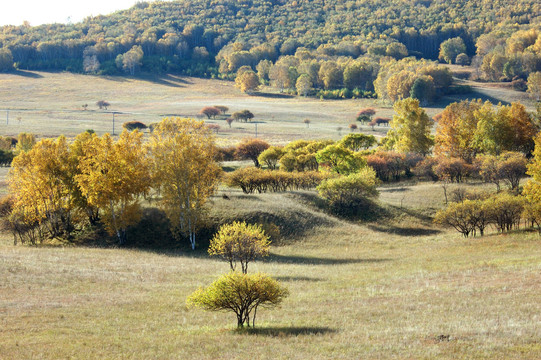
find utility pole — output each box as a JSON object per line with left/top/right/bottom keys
{"left": 255, "top": 122, "right": 258, "bottom": 138}
{"left": 6, "top": 110, "right": 8, "bottom": 125}
{"left": 112, "top": 112, "right": 116, "bottom": 135}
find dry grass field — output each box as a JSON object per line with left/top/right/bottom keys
{"left": 1, "top": 72, "right": 540, "bottom": 359}
{"left": 0, "top": 70, "right": 535, "bottom": 145}
{"left": 1, "top": 177, "right": 540, "bottom": 359}
{"left": 0, "top": 71, "right": 393, "bottom": 144}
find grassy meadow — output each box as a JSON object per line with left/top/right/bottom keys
{"left": 0, "top": 71, "right": 540, "bottom": 359}
{"left": 1, "top": 175, "right": 540, "bottom": 359}
{"left": 0, "top": 69, "right": 534, "bottom": 145}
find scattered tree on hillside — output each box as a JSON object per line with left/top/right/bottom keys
{"left": 209, "top": 221, "right": 270, "bottom": 274}
{"left": 339, "top": 133, "right": 377, "bottom": 152}
{"left": 187, "top": 272, "right": 288, "bottom": 328}
{"left": 296, "top": 73, "right": 313, "bottom": 96}
{"left": 214, "top": 105, "right": 229, "bottom": 114}
{"left": 258, "top": 146, "right": 284, "bottom": 170}
{"left": 75, "top": 131, "right": 151, "bottom": 244}
{"left": 236, "top": 138, "right": 270, "bottom": 167}
{"left": 434, "top": 100, "right": 482, "bottom": 162}
{"left": 123, "top": 121, "right": 148, "bottom": 131}
{"left": 232, "top": 110, "right": 254, "bottom": 122}
{"left": 356, "top": 108, "right": 376, "bottom": 124}
{"left": 200, "top": 106, "right": 220, "bottom": 119}
{"left": 385, "top": 98, "right": 434, "bottom": 155}
{"left": 148, "top": 118, "right": 222, "bottom": 250}
{"left": 120, "top": 45, "right": 144, "bottom": 75}
{"left": 235, "top": 69, "right": 260, "bottom": 93}
{"left": 316, "top": 144, "right": 365, "bottom": 175}
{"left": 14, "top": 133, "right": 36, "bottom": 154}
{"left": 9, "top": 136, "right": 78, "bottom": 241}
{"left": 438, "top": 37, "right": 467, "bottom": 64}
{"left": 455, "top": 53, "right": 470, "bottom": 66}
{"left": 96, "top": 100, "right": 110, "bottom": 110}
{"left": 527, "top": 72, "right": 541, "bottom": 101}
{"left": 0, "top": 48, "right": 14, "bottom": 72}
{"left": 317, "top": 167, "right": 379, "bottom": 216}
{"left": 524, "top": 133, "right": 541, "bottom": 230}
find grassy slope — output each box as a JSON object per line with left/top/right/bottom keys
{"left": 1, "top": 182, "right": 540, "bottom": 359}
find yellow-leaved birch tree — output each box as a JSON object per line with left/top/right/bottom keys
{"left": 75, "top": 130, "right": 151, "bottom": 244}
{"left": 9, "top": 136, "right": 78, "bottom": 240}
{"left": 148, "top": 118, "right": 222, "bottom": 250}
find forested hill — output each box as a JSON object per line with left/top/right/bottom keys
{"left": 0, "top": 0, "right": 539, "bottom": 78}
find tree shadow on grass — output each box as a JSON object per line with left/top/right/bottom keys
{"left": 291, "top": 191, "right": 390, "bottom": 223}
{"left": 379, "top": 187, "right": 412, "bottom": 193}
{"left": 138, "top": 73, "right": 193, "bottom": 88}
{"left": 366, "top": 224, "right": 441, "bottom": 237}
{"left": 274, "top": 276, "right": 322, "bottom": 282}
{"left": 237, "top": 326, "right": 336, "bottom": 337}
{"left": 249, "top": 91, "right": 295, "bottom": 99}
{"left": 263, "top": 253, "right": 391, "bottom": 265}
{"left": 12, "top": 70, "right": 43, "bottom": 78}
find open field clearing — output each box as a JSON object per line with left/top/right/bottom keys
{"left": 0, "top": 71, "right": 535, "bottom": 145}
{"left": 1, "top": 178, "right": 540, "bottom": 359}
{"left": 0, "top": 71, "right": 540, "bottom": 359}
{"left": 0, "top": 71, "right": 392, "bottom": 144}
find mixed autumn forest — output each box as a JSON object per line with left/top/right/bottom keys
{"left": 1, "top": 0, "right": 541, "bottom": 359}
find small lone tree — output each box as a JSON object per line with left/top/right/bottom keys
{"left": 225, "top": 118, "right": 234, "bottom": 128}
{"left": 187, "top": 272, "right": 289, "bottom": 328}
{"left": 206, "top": 123, "right": 220, "bottom": 134}
{"left": 200, "top": 106, "right": 220, "bottom": 119}
{"left": 209, "top": 221, "right": 271, "bottom": 273}
{"left": 349, "top": 123, "right": 358, "bottom": 132}
{"left": 123, "top": 121, "right": 148, "bottom": 131}
{"left": 96, "top": 100, "right": 110, "bottom": 110}
{"left": 233, "top": 110, "right": 254, "bottom": 122}
{"left": 303, "top": 118, "right": 311, "bottom": 128}
{"left": 236, "top": 138, "right": 270, "bottom": 167}
{"left": 214, "top": 105, "right": 229, "bottom": 114}
{"left": 356, "top": 108, "right": 376, "bottom": 124}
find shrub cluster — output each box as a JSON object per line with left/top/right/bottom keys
{"left": 365, "top": 151, "right": 423, "bottom": 181}
{"left": 226, "top": 167, "right": 329, "bottom": 194}
{"left": 434, "top": 193, "right": 527, "bottom": 237}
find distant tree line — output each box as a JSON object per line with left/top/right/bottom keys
{"left": 0, "top": 0, "right": 538, "bottom": 87}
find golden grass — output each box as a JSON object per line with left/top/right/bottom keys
{"left": 1, "top": 182, "right": 540, "bottom": 359}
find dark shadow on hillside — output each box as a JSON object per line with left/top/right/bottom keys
{"left": 101, "top": 75, "right": 129, "bottom": 83}
{"left": 263, "top": 253, "right": 390, "bottom": 265}
{"left": 12, "top": 70, "right": 43, "bottom": 78}
{"left": 385, "top": 205, "right": 435, "bottom": 223}
{"left": 250, "top": 91, "right": 295, "bottom": 99}
{"left": 430, "top": 90, "right": 510, "bottom": 109}
{"left": 231, "top": 194, "right": 264, "bottom": 201}
{"left": 367, "top": 224, "right": 441, "bottom": 237}
{"left": 291, "top": 191, "right": 390, "bottom": 223}
{"left": 275, "top": 276, "right": 322, "bottom": 282}
{"left": 238, "top": 326, "right": 336, "bottom": 337}
{"left": 139, "top": 73, "right": 193, "bottom": 88}
{"left": 159, "top": 113, "right": 192, "bottom": 118}
{"left": 212, "top": 201, "right": 335, "bottom": 244}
